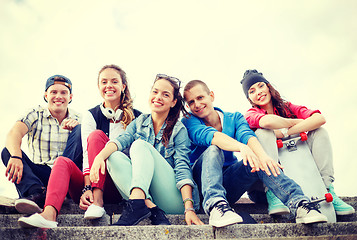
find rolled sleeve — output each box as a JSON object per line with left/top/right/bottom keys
{"left": 244, "top": 108, "right": 266, "bottom": 129}
{"left": 288, "top": 102, "right": 321, "bottom": 119}
{"left": 172, "top": 125, "right": 196, "bottom": 190}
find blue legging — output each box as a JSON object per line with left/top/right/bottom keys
{"left": 107, "top": 139, "right": 184, "bottom": 214}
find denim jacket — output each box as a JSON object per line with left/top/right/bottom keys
{"left": 111, "top": 114, "right": 196, "bottom": 192}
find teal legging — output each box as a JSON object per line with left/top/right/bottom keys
{"left": 106, "top": 139, "right": 185, "bottom": 214}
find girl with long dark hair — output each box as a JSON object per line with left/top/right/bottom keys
{"left": 241, "top": 69, "right": 355, "bottom": 217}
{"left": 90, "top": 74, "right": 203, "bottom": 226}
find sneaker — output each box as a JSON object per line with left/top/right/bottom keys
{"left": 209, "top": 201, "right": 243, "bottom": 227}
{"left": 266, "top": 189, "right": 290, "bottom": 215}
{"left": 84, "top": 204, "right": 106, "bottom": 219}
{"left": 112, "top": 199, "right": 151, "bottom": 226}
{"left": 295, "top": 201, "right": 328, "bottom": 224}
{"left": 15, "top": 189, "right": 46, "bottom": 214}
{"left": 328, "top": 184, "right": 355, "bottom": 215}
{"left": 149, "top": 206, "right": 171, "bottom": 225}
{"left": 18, "top": 213, "right": 58, "bottom": 228}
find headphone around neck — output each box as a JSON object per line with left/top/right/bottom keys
{"left": 100, "top": 103, "right": 123, "bottom": 122}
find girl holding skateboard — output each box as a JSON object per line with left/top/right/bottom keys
{"left": 241, "top": 69, "right": 355, "bottom": 216}
{"left": 90, "top": 74, "right": 203, "bottom": 226}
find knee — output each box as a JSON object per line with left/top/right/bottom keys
{"left": 1, "top": 147, "right": 10, "bottom": 165}
{"left": 53, "top": 156, "right": 73, "bottom": 168}
{"left": 308, "top": 127, "right": 330, "bottom": 141}
{"left": 130, "top": 139, "right": 149, "bottom": 153}
{"left": 87, "top": 130, "right": 107, "bottom": 145}
{"left": 203, "top": 145, "right": 224, "bottom": 163}
{"left": 255, "top": 129, "right": 276, "bottom": 142}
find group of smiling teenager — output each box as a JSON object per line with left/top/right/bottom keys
{"left": 5, "top": 64, "right": 353, "bottom": 229}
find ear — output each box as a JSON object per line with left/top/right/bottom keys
{"left": 69, "top": 93, "right": 73, "bottom": 104}
{"left": 171, "top": 99, "right": 177, "bottom": 108}
{"left": 209, "top": 91, "right": 215, "bottom": 102}
{"left": 44, "top": 92, "right": 48, "bottom": 103}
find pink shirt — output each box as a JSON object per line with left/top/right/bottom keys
{"left": 245, "top": 102, "right": 321, "bottom": 129}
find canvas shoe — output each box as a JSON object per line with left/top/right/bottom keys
{"left": 18, "top": 213, "right": 58, "bottom": 228}
{"left": 209, "top": 201, "right": 243, "bottom": 227}
{"left": 149, "top": 206, "right": 171, "bottom": 225}
{"left": 266, "top": 189, "right": 290, "bottom": 215}
{"left": 84, "top": 204, "right": 106, "bottom": 219}
{"left": 328, "top": 184, "right": 355, "bottom": 215}
{"left": 15, "top": 189, "right": 46, "bottom": 215}
{"left": 112, "top": 199, "right": 151, "bottom": 226}
{"left": 295, "top": 201, "right": 328, "bottom": 224}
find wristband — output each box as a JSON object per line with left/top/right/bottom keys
{"left": 184, "top": 208, "right": 195, "bottom": 214}
{"left": 82, "top": 185, "right": 92, "bottom": 194}
{"left": 10, "top": 155, "right": 22, "bottom": 160}
{"left": 183, "top": 198, "right": 194, "bottom": 205}
{"left": 280, "top": 128, "right": 289, "bottom": 138}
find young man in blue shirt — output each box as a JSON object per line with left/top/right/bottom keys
{"left": 182, "top": 80, "right": 328, "bottom": 227}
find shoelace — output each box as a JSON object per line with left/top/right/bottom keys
{"left": 301, "top": 201, "right": 321, "bottom": 213}
{"left": 215, "top": 203, "right": 234, "bottom": 216}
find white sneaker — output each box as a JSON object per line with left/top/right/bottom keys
{"left": 209, "top": 202, "right": 243, "bottom": 227}
{"left": 18, "top": 213, "right": 58, "bottom": 228}
{"left": 295, "top": 201, "right": 328, "bottom": 224}
{"left": 15, "top": 199, "right": 42, "bottom": 215}
{"left": 84, "top": 204, "right": 106, "bottom": 219}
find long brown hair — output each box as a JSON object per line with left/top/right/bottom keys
{"left": 98, "top": 64, "right": 135, "bottom": 128}
{"left": 249, "top": 83, "right": 297, "bottom": 118}
{"left": 154, "top": 76, "right": 189, "bottom": 147}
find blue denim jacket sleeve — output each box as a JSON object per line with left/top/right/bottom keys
{"left": 111, "top": 118, "right": 137, "bottom": 151}
{"left": 171, "top": 122, "right": 195, "bottom": 190}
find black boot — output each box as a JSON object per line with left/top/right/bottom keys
{"left": 113, "top": 199, "right": 151, "bottom": 226}
{"left": 149, "top": 206, "right": 171, "bottom": 225}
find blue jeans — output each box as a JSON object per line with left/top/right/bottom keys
{"left": 192, "top": 145, "right": 309, "bottom": 216}
{"left": 1, "top": 125, "right": 82, "bottom": 198}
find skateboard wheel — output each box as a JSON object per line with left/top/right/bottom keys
{"left": 300, "top": 132, "right": 308, "bottom": 141}
{"left": 277, "top": 139, "right": 283, "bottom": 148}
{"left": 325, "top": 193, "right": 333, "bottom": 202}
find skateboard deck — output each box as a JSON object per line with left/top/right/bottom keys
{"left": 277, "top": 133, "right": 336, "bottom": 223}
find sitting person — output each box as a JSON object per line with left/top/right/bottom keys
{"left": 182, "top": 79, "right": 328, "bottom": 227}
{"left": 1, "top": 75, "right": 81, "bottom": 215}
{"left": 90, "top": 74, "right": 203, "bottom": 226}
{"left": 18, "top": 64, "right": 140, "bottom": 228}
{"left": 241, "top": 69, "right": 355, "bottom": 216}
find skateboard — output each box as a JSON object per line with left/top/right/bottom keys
{"left": 277, "top": 133, "right": 336, "bottom": 223}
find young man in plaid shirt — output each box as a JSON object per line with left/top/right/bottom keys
{"left": 1, "top": 75, "right": 82, "bottom": 214}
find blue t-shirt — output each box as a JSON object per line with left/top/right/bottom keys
{"left": 182, "top": 107, "right": 256, "bottom": 167}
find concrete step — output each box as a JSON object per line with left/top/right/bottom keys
{"left": 0, "top": 196, "right": 356, "bottom": 239}
{"left": 0, "top": 222, "right": 356, "bottom": 240}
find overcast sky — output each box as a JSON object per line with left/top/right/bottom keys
{"left": 1, "top": 0, "right": 356, "bottom": 198}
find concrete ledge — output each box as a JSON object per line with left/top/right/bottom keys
{"left": 214, "top": 222, "right": 357, "bottom": 239}
{"left": 0, "top": 225, "right": 214, "bottom": 240}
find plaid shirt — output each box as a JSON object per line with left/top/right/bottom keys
{"left": 20, "top": 105, "right": 81, "bottom": 167}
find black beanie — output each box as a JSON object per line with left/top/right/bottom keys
{"left": 240, "top": 69, "right": 269, "bottom": 98}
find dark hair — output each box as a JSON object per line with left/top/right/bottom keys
{"left": 98, "top": 64, "right": 135, "bottom": 128}
{"left": 248, "top": 83, "right": 297, "bottom": 118}
{"left": 154, "top": 76, "right": 189, "bottom": 147}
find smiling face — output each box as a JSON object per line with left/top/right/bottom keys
{"left": 45, "top": 84, "right": 72, "bottom": 115}
{"left": 98, "top": 68, "right": 125, "bottom": 109}
{"left": 184, "top": 84, "right": 215, "bottom": 120}
{"left": 248, "top": 82, "right": 272, "bottom": 109}
{"left": 149, "top": 79, "right": 177, "bottom": 116}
